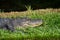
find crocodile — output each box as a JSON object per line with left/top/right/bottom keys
{"left": 0, "top": 17, "right": 43, "bottom": 31}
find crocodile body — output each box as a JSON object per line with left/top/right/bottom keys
{"left": 0, "top": 17, "right": 43, "bottom": 31}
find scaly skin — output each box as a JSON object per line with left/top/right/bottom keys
{"left": 0, "top": 17, "right": 43, "bottom": 31}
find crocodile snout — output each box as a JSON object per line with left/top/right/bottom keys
{"left": 28, "top": 19, "right": 43, "bottom": 27}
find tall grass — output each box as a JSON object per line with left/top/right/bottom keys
{"left": 0, "top": 9, "right": 60, "bottom": 40}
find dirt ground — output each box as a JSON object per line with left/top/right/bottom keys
{"left": 0, "top": 8, "right": 60, "bottom": 18}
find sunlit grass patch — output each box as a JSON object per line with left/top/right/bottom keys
{"left": 0, "top": 9, "right": 60, "bottom": 40}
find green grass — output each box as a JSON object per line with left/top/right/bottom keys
{"left": 0, "top": 11, "right": 60, "bottom": 40}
